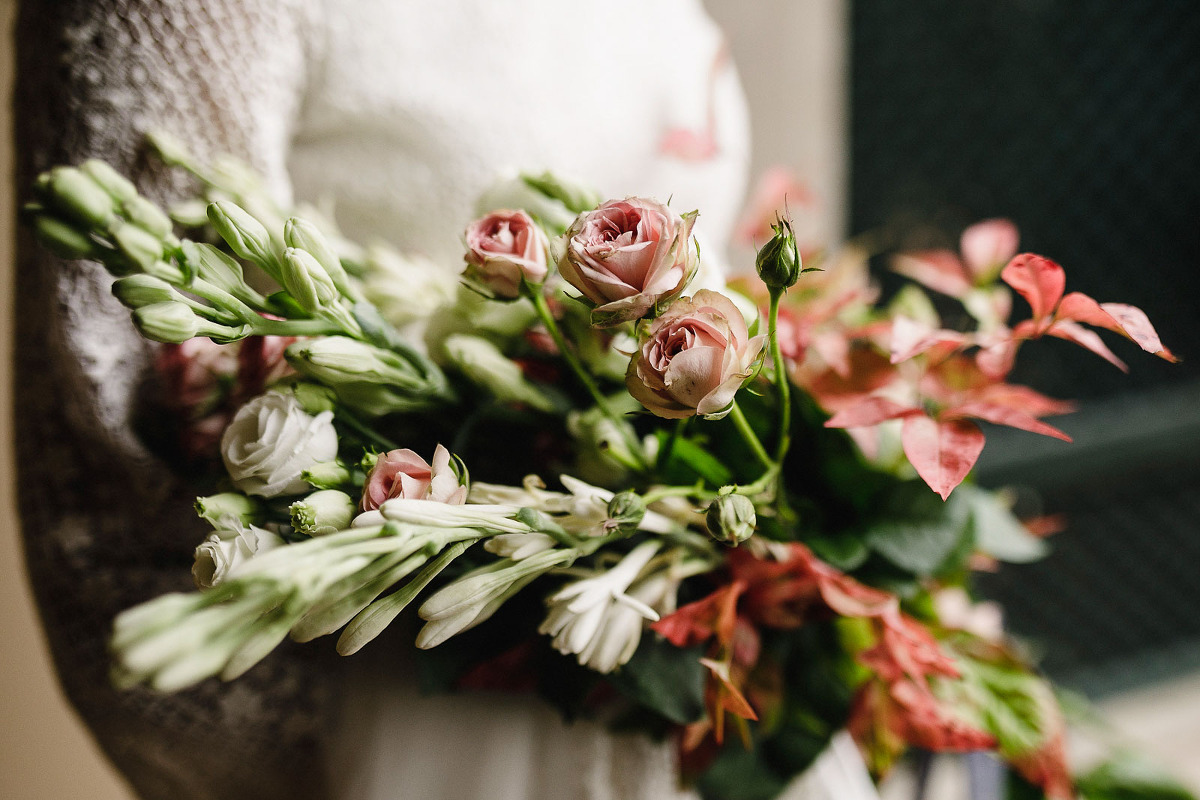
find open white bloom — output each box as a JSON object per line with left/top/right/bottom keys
{"left": 192, "top": 524, "right": 285, "bottom": 589}
{"left": 221, "top": 392, "right": 338, "bottom": 497}
{"left": 539, "top": 540, "right": 666, "bottom": 673}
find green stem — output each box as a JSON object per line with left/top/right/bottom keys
{"left": 768, "top": 289, "right": 792, "bottom": 465}
{"left": 656, "top": 417, "right": 689, "bottom": 471}
{"left": 336, "top": 407, "right": 399, "bottom": 451}
{"left": 189, "top": 278, "right": 264, "bottom": 326}
{"left": 526, "top": 283, "right": 648, "bottom": 471}
{"left": 250, "top": 317, "right": 345, "bottom": 337}
{"left": 729, "top": 400, "right": 773, "bottom": 472}
{"left": 641, "top": 483, "right": 707, "bottom": 505}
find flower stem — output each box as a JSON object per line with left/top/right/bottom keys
{"left": 250, "top": 317, "right": 346, "bottom": 337}
{"left": 656, "top": 417, "right": 689, "bottom": 471}
{"left": 767, "top": 289, "right": 792, "bottom": 465}
{"left": 525, "top": 283, "right": 648, "bottom": 471}
{"left": 729, "top": 401, "right": 772, "bottom": 472}
{"left": 336, "top": 407, "right": 399, "bottom": 451}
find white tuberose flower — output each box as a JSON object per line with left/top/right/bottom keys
{"left": 192, "top": 524, "right": 285, "bottom": 589}
{"left": 539, "top": 540, "right": 665, "bottom": 673}
{"left": 221, "top": 392, "right": 339, "bottom": 497}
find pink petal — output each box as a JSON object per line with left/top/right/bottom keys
{"left": 1001, "top": 254, "right": 1066, "bottom": 321}
{"left": 960, "top": 219, "right": 1019, "bottom": 281}
{"left": 948, "top": 402, "right": 1072, "bottom": 442}
{"left": 893, "top": 250, "right": 972, "bottom": 298}
{"left": 825, "top": 396, "right": 919, "bottom": 429}
{"left": 1046, "top": 320, "right": 1128, "bottom": 372}
{"left": 890, "top": 317, "right": 969, "bottom": 364}
{"left": 901, "top": 416, "right": 985, "bottom": 500}
{"left": 973, "top": 384, "right": 1076, "bottom": 417}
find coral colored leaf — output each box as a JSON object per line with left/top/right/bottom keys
{"left": 652, "top": 582, "right": 744, "bottom": 648}
{"left": 948, "top": 402, "right": 1072, "bottom": 442}
{"left": 1000, "top": 254, "right": 1065, "bottom": 322}
{"left": 1055, "top": 291, "right": 1114, "bottom": 327}
{"left": 893, "top": 250, "right": 973, "bottom": 298}
{"left": 901, "top": 416, "right": 985, "bottom": 500}
{"left": 1047, "top": 320, "right": 1129, "bottom": 372}
{"left": 973, "top": 384, "right": 1076, "bottom": 417}
{"left": 825, "top": 396, "right": 918, "bottom": 429}
{"left": 1099, "top": 303, "right": 1179, "bottom": 362}
{"left": 890, "top": 316, "right": 969, "bottom": 364}
{"left": 960, "top": 219, "right": 1020, "bottom": 282}
{"left": 699, "top": 658, "right": 758, "bottom": 721}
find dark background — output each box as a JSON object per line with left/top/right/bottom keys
{"left": 849, "top": 0, "right": 1200, "bottom": 696}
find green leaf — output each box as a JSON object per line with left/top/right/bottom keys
{"left": 608, "top": 634, "right": 707, "bottom": 725}
{"left": 1077, "top": 752, "right": 1198, "bottom": 800}
{"left": 957, "top": 485, "right": 1049, "bottom": 564}
{"left": 862, "top": 482, "right": 971, "bottom": 575}
{"left": 807, "top": 532, "right": 870, "bottom": 570}
{"left": 656, "top": 431, "right": 734, "bottom": 487}
{"left": 697, "top": 745, "right": 788, "bottom": 800}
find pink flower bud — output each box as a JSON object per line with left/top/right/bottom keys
{"left": 559, "top": 198, "right": 698, "bottom": 326}
{"left": 360, "top": 444, "right": 467, "bottom": 512}
{"left": 626, "top": 290, "right": 765, "bottom": 419}
{"left": 463, "top": 210, "right": 549, "bottom": 299}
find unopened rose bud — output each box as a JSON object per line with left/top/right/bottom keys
{"left": 110, "top": 221, "right": 166, "bottom": 272}
{"left": 133, "top": 301, "right": 199, "bottom": 342}
{"left": 121, "top": 196, "right": 174, "bottom": 239}
{"left": 36, "top": 166, "right": 117, "bottom": 228}
{"left": 282, "top": 246, "right": 339, "bottom": 312}
{"left": 284, "top": 218, "right": 352, "bottom": 296}
{"left": 207, "top": 200, "right": 277, "bottom": 274}
{"left": 112, "top": 274, "right": 180, "bottom": 309}
{"left": 290, "top": 489, "right": 357, "bottom": 536}
{"left": 443, "top": 334, "right": 554, "bottom": 411}
{"left": 755, "top": 215, "right": 801, "bottom": 291}
{"left": 706, "top": 493, "right": 756, "bottom": 545}
{"left": 194, "top": 492, "right": 264, "bottom": 528}
{"left": 301, "top": 460, "right": 352, "bottom": 490}
{"left": 80, "top": 159, "right": 138, "bottom": 202}
{"left": 606, "top": 491, "right": 646, "bottom": 533}
{"left": 31, "top": 214, "right": 97, "bottom": 259}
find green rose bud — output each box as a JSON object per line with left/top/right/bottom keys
{"left": 755, "top": 215, "right": 801, "bottom": 291}
{"left": 207, "top": 201, "right": 278, "bottom": 275}
{"left": 282, "top": 246, "right": 339, "bottom": 313}
{"left": 286, "top": 336, "right": 441, "bottom": 416}
{"left": 112, "top": 274, "right": 181, "bottom": 309}
{"left": 80, "top": 159, "right": 138, "bottom": 202}
{"left": 290, "top": 489, "right": 357, "bottom": 536}
{"left": 301, "top": 460, "right": 353, "bottom": 490}
{"left": 442, "top": 334, "right": 554, "bottom": 412}
{"left": 36, "top": 166, "right": 117, "bottom": 229}
{"left": 110, "top": 221, "right": 166, "bottom": 272}
{"left": 31, "top": 214, "right": 97, "bottom": 259}
{"left": 194, "top": 492, "right": 264, "bottom": 528}
{"left": 605, "top": 490, "right": 646, "bottom": 533}
{"left": 121, "top": 195, "right": 174, "bottom": 239}
{"left": 705, "top": 493, "right": 756, "bottom": 545}
{"left": 284, "top": 217, "right": 352, "bottom": 296}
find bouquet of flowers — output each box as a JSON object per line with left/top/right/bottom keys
{"left": 24, "top": 134, "right": 1185, "bottom": 800}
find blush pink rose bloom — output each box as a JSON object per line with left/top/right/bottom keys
{"left": 360, "top": 444, "right": 468, "bottom": 512}
{"left": 626, "top": 290, "right": 766, "bottom": 419}
{"left": 559, "top": 197, "right": 698, "bottom": 327}
{"left": 463, "top": 209, "right": 549, "bottom": 299}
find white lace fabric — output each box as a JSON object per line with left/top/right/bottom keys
{"left": 14, "top": 2, "right": 872, "bottom": 799}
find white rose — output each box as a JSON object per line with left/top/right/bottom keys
{"left": 221, "top": 392, "right": 339, "bottom": 497}
{"left": 192, "top": 524, "right": 285, "bottom": 589}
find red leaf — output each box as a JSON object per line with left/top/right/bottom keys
{"left": 889, "top": 316, "right": 969, "bottom": 364}
{"left": 1099, "top": 303, "right": 1178, "bottom": 362}
{"left": 1001, "top": 254, "right": 1065, "bottom": 322}
{"left": 825, "top": 396, "right": 919, "bottom": 429}
{"left": 699, "top": 658, "right": 758, "bottom": 722}
{"left": 1046, "top": 320, "right": 1129, "bottom": 372}
{"left": 893, "top": 250, "right": 972, "bottom": 298}
{"left": 948, "top": 401, "right": 1072, "bottom": 442}
{"left": 652, "top": 582, "right": 745, "bottom": 648}
{"left": 901, "top": 416, "right": 985, "bottom": 500}
{"left": 972, "top": 384, "right": 1075, "bottom": 417}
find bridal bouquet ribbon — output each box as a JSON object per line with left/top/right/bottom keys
{"left": 25, "top": 136, "right": 1182, "bottom": 800}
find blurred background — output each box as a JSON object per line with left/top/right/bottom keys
{"left": 3, "top": 0, "right": 1198, "bottom": 797}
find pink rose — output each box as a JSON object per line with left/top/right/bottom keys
{"left": 360, "top": 444, "right": 468, "bottom": 512}
{"left": 559, "top": 197, "right": 698, "bottom": 326}
{"left": 463, "top": 209, "right": 549, "bottom": 299}
{"left": 626, "top": 290, "right": 766, "bottom": 419}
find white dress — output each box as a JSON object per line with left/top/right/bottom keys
{"left": 13, "top": 1, "right": 878, "bottom": 798}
